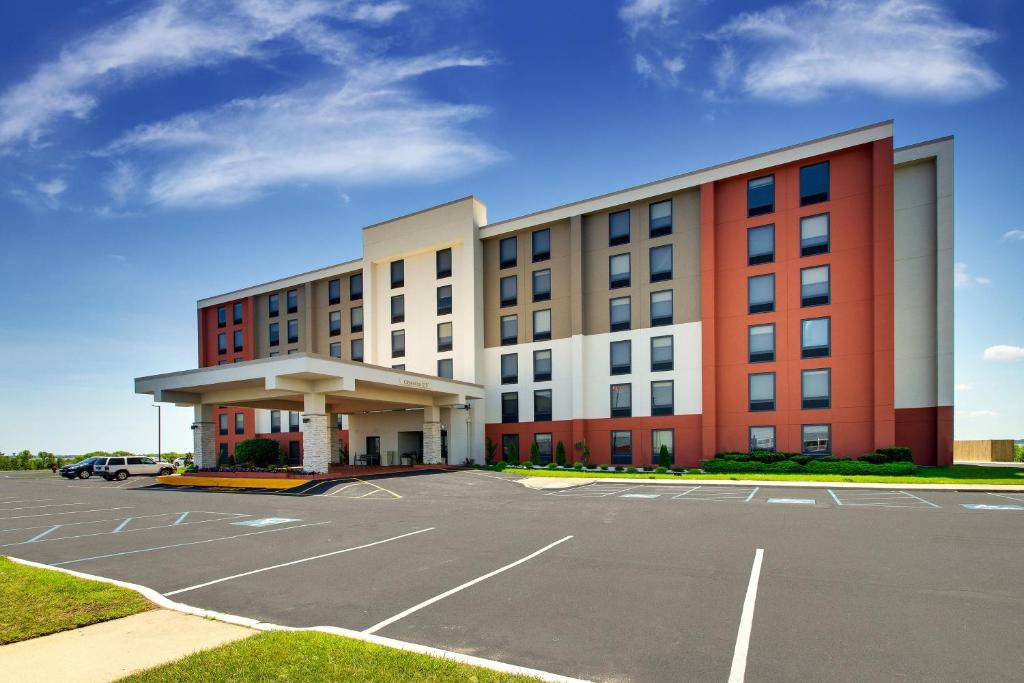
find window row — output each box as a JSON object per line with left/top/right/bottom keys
{"left": 748, "top": 317, "right": 830, "bottom": 363}
{"left": 217, "top": 412, "right": 247, "bottom": 436}
{"left": 268, "top": 410, "right": 301, "bottom": 433}
{"left": 268, "top": 319, "right": 300, "bottom": 347}
{"left": 388, "top": 248, "right": 453, "bottom": 291}
{"left": 216, "top": 330, "right": 246, "bottom": 355}
{"left": 608, "top": 244, "right": 673, "bottom": 289}
{"left": 748, "top": 368, "right": 832, "bottom": 412}
{"left": 499, "top": 229, "right": 551, "bottom": 269}
{"left": 498, "top": 429, "right": 676, "bottom": 466}
{"left": 607, "top": 290, "right": 674, "bottom": 333}
{"left": 748, "top": 265, "right": 830, "bottom": 313}
{"left": 328, "top": 338, "right": 363, "bottom": 361}
{"left": 748, "top": 424, "right": 831, "bottom": 455}
{"left": 499, "top": 270, "right": 551, "bottom": 306}
{"left": 500, "top": 380, "right": 674, "bottom": 423}
{"left": 747, "top": 213, "right": 830, "bottom": 265}
{"left": 747, "top": 160, "right": 830, "bottom": 218}
{"left": 608, "top": 199, "right": 674, "bottom": 247}
{"left": 499, "top": 309, "right": 552, "bottom": 345}
{"left": 216, "top": 302, "right": 245, "bottom": 328}
{"left": 392, "top": 322, "right": 454, "bottom": 358}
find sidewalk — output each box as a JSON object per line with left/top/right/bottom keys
{"left": 517, "top": 476, "right": 1024, "bottom": 492}
{"left": 0, "top": 608, "right": 253, "bottom": 683}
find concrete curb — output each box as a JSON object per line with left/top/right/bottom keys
{"left": 6, "top": 556, "right": 589, "bottom": 683}
{"left": 516, "top": 476, "right": 1024, "bottom": 493}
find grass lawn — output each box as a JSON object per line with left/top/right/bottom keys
{"left": 499, "top": 464, "right": 1024, "bottom": 486}
{"left": 118, "top": 630, "right": 539, "bottom": 683}
{"left": 0, "top": 557, "right": 152, "bottom": 645}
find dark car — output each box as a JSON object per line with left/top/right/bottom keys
{"left": 59, "top": 456, "right": 102, "bottom": 479}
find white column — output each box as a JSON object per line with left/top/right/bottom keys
{"left": 192, "top": 404, "right": 216, "bottom": 469}
{"left": 302, "top": 393, "right": 330, "bottom": 474}
{"left": 422, "top": 405, "right": 443, "bottom": 464}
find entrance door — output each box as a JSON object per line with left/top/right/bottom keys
{"left": 366, "top": 436, "right": 381, "bottom": 466}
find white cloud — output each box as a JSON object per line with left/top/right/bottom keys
{"left": 962, "top": 410, "right": 997, "bottom": 418}
{"left": 713, "top": 0, "right": 1003, "bottom": 101}
{"left": 620, "top": 0, "right": 688, "bottom": 87}
{"left": 104, "top": 161, "right": 138, "bottom": 206}
{"left": 35, "top": 177, "right": 67, "bottom": 200}
{"left": 954, "top": 383, "right": 971, "bottom": 392}
{"left": 0, "top": 0, "right": 410, "bottom": 148}
{"left": 954, "top": 262, "right": 990, "bottom": 288}
{"left": 619, "top": 0, "right": 678, "bottom": 37}
{"left": 1002, "top": 229, "right": 1024, "bottom": 241}
{"left": 983, "top": 345, "right": 1024, "bottom": 362}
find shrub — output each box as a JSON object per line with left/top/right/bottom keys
{"left": 506, "top": 442, "right": 519, "bottom": 465}
{"left": 671, "top": 466, "right": 684, "bottom": 473}
{"left": 183, "top": 464, "right": 198, "bottom": 473}
{"left": 573, "top": 462, "right": 584, "bottom": 470}
{"left": 494, "top": 461, "right": 507, "bottom": 471}
{"left": 485, "top": 438, "right": 498, "bottom": 465}
{"left": 521, "top": 461, "right": 533, "bottom": 469}
{"left": 859, "top": 452, "right": 891, "bottom": 465}
{"left": 599, "top": 464, "right": 608, "bottom": 470}
{"left": 235, "top": 438, "right": 283, "bottom": 468}
{"left": 626, "top": 467, "right": 638, "bottom": 474}
{"left": 875, "top": 447, "right": 913, "bottom": 462}
{"left": 546, "top": 463, "right": 556, "bottom": 469}
{"left": 655, "top": 466, "right": 668, "bottom": 474}
{"left": 615, "top": 466, "right": 624, "bottom": 472}
{"left": 555, "top": 441, "right": 566, "bottom": 467}
{"left": 530, "top": 442, "right": 541, "bottom": 465}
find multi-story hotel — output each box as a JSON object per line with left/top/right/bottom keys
{"left": 136, "top": 121, "right": 954, "bottom": 470}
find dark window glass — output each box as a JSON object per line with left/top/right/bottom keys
{"left": 801, "top": 214, "right": 830, "bottom": 256}
{"left": 748, "top": 175, "right": 774, "bottom": 217}
{"left": 217, "top": 306, "right": 226, "bottom": 328}
{"left": 749, "top": 426, "right": 776, "bottom": 452}
{"left": 437, "top": 322, "right": 453, "bottom": 352}
{"left": 800, "top": 161, "right": 830, "bottom": 206}
{"left": 501, "top": 392, "right": 519, "bottom": 423}
{"left": 533, "top": 349, "right": 552, "bottom": 382}
{"left": 748, "top": 324, "right": 775, "bottom": 363}
{"left": 610, "top": 383, "right": 632, "bottom": 418}
{"left": 351, "top": 338, "right": 363, "bottom": 362}
{"left": 535, "top": 433, "right": 553, "bottom": 464}
{"left": 801, "top": 266, "right": 830, "bottom": 307}
{"left": 652, "top": 429, "right": 674, "bottom": 465}
{"left": 233, "top": 330, "right": 243, "bottom": 352}
{"left": 500, "top": 315, "right": 517, "bottom": 345}
{"left": 391, "top": 260, "right": 404, "bottom": 288}
{"left": 500, "top": 275, "right": 517, "bottom": 307}
{"left": 532, "top": 309, "right": 551, "bottom": 342}
{"left": 329, "top": 310, "right": 341, "bottom": 336}
{"left": 651, "top": 380, "right": 674, "bottom": 416}
{"left": 501, "top": 353, "right": 518, "bottom": 384}
{"left": 749, "top": 373, "right": 776, "bottom": 412}
{"left": 391, "top": 294, "right": 405, "bottom": 323}
{"left": 287, "top": 319, "right": 298, "bottom": 344}
{"left": 747, "top": 224, "right": 774, "bottom": 265}
{"left": 437, "top": 358, "right": 453, "bottom": 378}
{"left": 650, "top": 245, "right": 673, "bottom": 282}
{"left": 218, "top": 444, "right": 228, "bottom": 461}
{"left": 609, "top": 253, "right": 630, "bottom": 289}
{"left": 289, "top": 411, "right": 300, "bottom": 432}
{"left": 349, "top": 273, "right": 363, "bottom": 300}
{"left": 436, "top": 248, "right": 452, "bottom": 278}
{"left": 287, "top": 289, "right": 298, "bottom": 314}
{"left": 611, "top": 431, "right": 632, "bottom": 465}
{"left": 329, "top": 342, "right": 341, "bottom": 358}
{"left": 610, "top": 296, "right": 631, "bottom": 332}
{"left": 499, "top": 237, "right": 517, "bottom": 268}
{"left": 218, "top": 413, "right": 228, "bottom": 435}
{"left": 268, "top": 294, "right": 279, "bottom": 318}
{"left": 609, "top": 209, "right": 630, "bottom": 246}
{"left": 532, "top": 229, "right": 550, "bottom": 262}
{"left": 649, "top": 200, "right": 672, "bottom": 237}
{"left": 437, "top": 285, "right": 452, "bottom": 315}
{"left": 328, "top": 279, "right": 341, "bottom": 305}
{"left": 234, "top": 413, "right": 244, "bottom": 435}
{"left": 288, "top": 440, "right": 301, "bottom": 465}
{"left": 610, "top": 340, "right": 631, "bottom": 375}
{"left": 392, "top": 329, "right": 405, "bottom": 358}
{"left": 350, "top": 306, "right": 363, "bottom": 333}
{"left": 336, "top": 414, "right": 344, "bottom": 429}
{"left": 534, "top": 389, "right": 552, "bottom": 422}
{"left": 217, "top": 332, "right": 226, "bottom": 354}
{"left": 802, "top": 317, "right": 831, "bottom": 358}
{"left": 802, "top": 368, "right": 831, "bottom": 409}
{"left": 270, "top": 410, "right": 281, "bottom": 433}
{"left": 748, "top": 274, "right": 775, "bottom": 313}
{"left": 532, "top": 269, "right": 551, "bottom": 302}
{"left": 269, "top": 323, "right": 279, "bottom": 347}
{"left": 233, "top": 302, "right": 243, "bottom": 324}
{"left": 502, "top": 434, "right": 519, "bottom": 461}
{"left": 650, "top": 290, "right": 673, "bottom": 326}
{"left": 802, "top": 424, "right": 831, "bottom": 455}
{"left": 651, "top": 335, "right": 673, "bottom": 371}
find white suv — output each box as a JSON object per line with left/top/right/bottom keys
{"left": 95, "top": 456, "right": 174, "bottom": 481}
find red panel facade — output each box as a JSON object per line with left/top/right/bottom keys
{"left": 198, "top": 298, "right": 256, "bottom": 461}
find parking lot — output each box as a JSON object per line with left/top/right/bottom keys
{"left": 2, "top": 470, "right": 1023, "bottom": 682}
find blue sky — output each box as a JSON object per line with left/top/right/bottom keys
{"left": 0, "top": 0, "right": 1020, "bottom": 454}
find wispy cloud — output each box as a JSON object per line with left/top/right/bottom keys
{"left": 1002, "top": 229, "right": 1024, "bottom": 241}
{"left": 711, "top": 0, "right": 1003, "bottom": 102}
{"left": 954, "top": 383, "right": 971, "bottom": 392}
{"left": 35, "top": 177, "right": 67, "bottom": 201}
{"left": 619, "top": 0, "right": 688, "bottom": 87}
{"left": 960, "top": 409, "right": 997, "bottom": 418}
{"left": 983, "top": 345, "right": 1024, "bottom": 362}
{"left": 954, "top": 262, "right": 991, "bottom": 288}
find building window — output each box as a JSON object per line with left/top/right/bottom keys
{"left": 234, "top": 413, "right": 245, "bottom": 435}
{"left": 217, "top": 306, "right": 226, "bottom": 328}
{"left": 270, "top": 410, "right": 281, "bottom": 433}
{"left": 329, "top": 310, "right": 341, "bottom": 336}
{"left": 501, "top": 353, "right": 518, "bottom": 384}
{"left": 288, "top": 440, "right": 301, "bottom": 465}
{"left": 350, "top": 306, "right": 363, "bottom": 333}
{"left": 749, "top": 426, "right": 776, "bottom": 452}
{"left": 609, "top": 253, "right": 630, "bottom": 289}
{"left": 268, "top": 294, "right": 279, "bottom": 318}
{"left": 610, "top": 339, "right": 631, "bottom": 375}
{"left": 801, "top": 265, "right": 830, "bottom": 307}
{"left": 748, "top": 324, "right": 775, "bottom": 363}
{"left": 532, "top": 228, "right": 550, "bottom": 262}
{"left": 651, "top": 380, "right": 674, "bottom": 416}
{"left": 350, "top": 273, "right": 363, "bottom": 300}
{"left": 609, "top": 209, "right": 630, "bottom": 246}
{"left": 501, "top": 392, "right": 519, "bottom": 423}
{"left": 393, "top": 364, "right": 405, "bottom": 370}
{"left": 287, "top": 289, "right": 298, "bottom": 314}
{"left": 749, "top": 372, "right": 776, "bottom": 412}
{"left": 500, "top": 314, "right": 518, "bottom": 345}
{"left": 437, "top": 358, "right": 453, "bottom": 378}
{"left": 232, "top": 302, "right": 243, "bottom": 324}
{"left": 233, "top": 330, "right": 243, "bottom": 353}
{"left": 217, "top": 332, "right": 226, "bottom": 354}
{"left": 391, "top": 260, "right": 404, "bottom": 288}
{"left": 351, "top": 338, "right": 364, "bottom": 362}
{"left": 437, "top": 321, "right": 453, "bottom": 352}
{"left": 534, "top": 389, "right": 552, "bottom": 422}
{"left": 652, "top": 429, "right": 674, "bottom": 465}
{"left": 328, "top": 279, "right": 341, "bottom": 306}
{"left": 533, "top": 309, "right": 551, "bottom": 342}
{"left": 650, "top": 290, "right": 673, "bottom": 326}
{"left": 287, "top": 319, "right": 298, "bottom": 344}
{"left": 610, "top": 296, "right": 631, "bottom": 332}
{"left": 391, "top": 294, "right": 404, "bottom": 324}
{"left": 436, "top": 248, "right": 452, "bottom": 279}
{"left": 392, "top": 329, "right": 405, "bottom": 358}
{"left": 747, "top": 224, "right": 774, "bottom": 265}
{"left": 532, "top": 269, "right": 551, "bottom": 302}
{"left": 500, "top": 275, "right": 517, "bottom": 307}
{"left": 499, "top": 236, "right": 517, "bottom": 269}
{"left": 218, "top": 443, "right": 228, "bottom": 462}
{"left": 747, "top": 175, "right": 774, "bottom": 217}
{"left": 800, "top": 161, "right": 830, "bottom": 205}
{"left": 437, "top": 285, "right": 452, "bottom": 315}
{"left": 269, "top": 323, "right": 279, "bottom": 347}
{"left": 802, "top": 424, "right": 831, "bottom": 454}
{"left": 801, "top": 317, "right": 831, "bottom": 358}
{"left": 610, "top": 383, "right": 632, "bottom": 418}
{"left": 329, "top": 342, "right": 341, "bottom": 358}
{"left": 218, "top": 413, "right": 228, "bottom": 436}
{"left": 533, "top": 349, "right": 552, "bottom": 382}
{"left": 535, "top": 433, "right": 553, "bottom": 464}
{"left": 748, "top": 273, "right": 775, "bottom": 314}
{"left": 800, "top": 213, "right": 830, "bottom": 256}
{"left": 502, "top": 434, "right": 519, "bottom": 461}
{"left": 650, "top": 244, "right": 673, "bottom": 282}
{"left": 802, "top": 368, "right": 831, "bottom": 409}
{"left": 651, "top": 335, "right": 673, "bottom": 371}
{"left": 649, "top": 200, "right": 672, "bottom": 237}
{"left": 288, "top": 411, "right": 300, "bottom": 433}
{"left": 336, "top": 414, "right": 344, "bottom": 430}
{"left": 611, "top": 431, "right": 632, "bottom": 465}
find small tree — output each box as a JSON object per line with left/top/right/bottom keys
{"left": 530, "top": 442, "right": 541, "bottom": 465}
{"left": 658, "top": 444, "right": 671, "bottom": 469}
{"left": 485, "top": 438, "right": 498, "bottom": 465}
{"left": 577, "top": 441, "right": 591, "bottom": 466}
{"left": 507, "top": 441, "right": 519, "bottom": 465}
{"left": 555, "top": 440, "right": 566, "bottom": 466}
{"left": 235, "top": 438, "right": 282, "bottom": 468}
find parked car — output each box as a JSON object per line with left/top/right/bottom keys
{"left": 94, "top": 456, "right": 175, "bottom": 481}
{"left": 59, "top": 456, "right": 102, "bottom": 479}
{"left": 172, "top": 457, "right": 190, "bottom": 469}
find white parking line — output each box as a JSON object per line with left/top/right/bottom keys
{"left": 728, "top": 548, "right": 765, "bottom": 683}
{"left": 26, "top": 525, "right": 61, "bottom": 543}
{"left": 0, "top": 502, "right": 88, "bottom": 512}
{"left": 0, "top": 506, "right": 132, "bottom": 521}
{"left": 164, "top": 527, "right": 435, "bottom": 596}
{"left": 113, "top": 518, "right": 133, "bottom": 533}
{"left": 0, "top": 512, "right": 251, "bottom": 548}
{"left": 363, "top": 535, "right": 574, "bottom": 635}
{"left": 51, "top": 522, "right": 332, "bottom": 566}
{"left": 0, "top": 511, "right": 245, "bottom": 535}
{"left": 828, "top": 490, "right": 939, "bottom": 508}
{"left": 0, "top": 498, "right": 54, "bottom": 505}
{"left": 988, "top": 492, "right": 1024, "bottom": 503}
{"left": 172, "top": 512, "right": 190, "bottom": 525}
{"left": 899, "top": 491, "right": 941, "bottom": 508}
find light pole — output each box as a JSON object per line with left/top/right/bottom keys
{"left": 152, "top": 405, "right": 162, "bottom": 461}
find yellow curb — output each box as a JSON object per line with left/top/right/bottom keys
{"left": 156, "top": 475, "right": 305, "bottom": 489}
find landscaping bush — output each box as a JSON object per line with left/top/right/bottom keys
{"left": 493, "top": 461, "right": 507, "bottom": 471}
{"left": 626, "top": 467, "right": 638, "bottom": 474}
{"left": 702, "top": 458, "right": 918, "bottom": 476}
{"left": 658, "top": 444, "right": 671, "bottom": 469}
{"left": 655, "top": 466, "right": 668, "bottom": 474}
{"left": 506, "top": 442, "right": 519, "bottom": 465}
{"left": 530, "top": 442, "right": 541, "bottom": 466}
{"left": 573, "top": 462, "right": 584, "bottom": 470}
{"left": 555, "top": 441, "right": 566, "bottom": 467}
{"left": 875, "top": 447, "right": 913, "bottom": 462}
{"left": 859, "top": 452, "right": 891, "bottom": 465}
{"left": 485, "top": 438, "right": 497, "bottom": 466}
{"left": 234, "top": 438, "right": 282, "bottom": 468}
{"left": 671, "top": 466, "right": 684, "bottom": 473}
{"left": 546, "top": 463, "right": 556, "bottom": 469}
